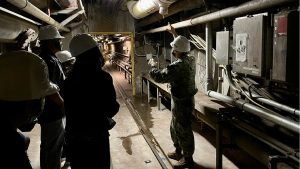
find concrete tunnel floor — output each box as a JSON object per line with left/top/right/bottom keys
{"left": 24, "top": 64, "right": 265, "bottom": 169}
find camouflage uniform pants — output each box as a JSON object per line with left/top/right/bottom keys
{"left": 170, "top": 96, "right": 195, "bottom": 157}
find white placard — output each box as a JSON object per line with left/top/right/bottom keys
{"left": 146, "top": 53, "right": 152, "bottom": 60}
{"left": 235, "top": 33, "right": 248, "bottom": 62}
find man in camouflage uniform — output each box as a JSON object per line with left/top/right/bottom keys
{"left": 148, "top": 23, "right": 197, "bottom": 168}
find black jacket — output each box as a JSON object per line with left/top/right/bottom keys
{"left": 63, "top": 48, "right": 119, "bottom": 137}
{"left": 39, "top": 49, "right": 65, "bottom": 123}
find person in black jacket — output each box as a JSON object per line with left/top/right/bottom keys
{"left": 38, "top": 25, "right": 65, "bottom": 169}
{"left": 64, "top": 33, "right": 119, "bottom": 169}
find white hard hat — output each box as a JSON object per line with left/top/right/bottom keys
{"left": 170, "top": 35, "right": 190, "bottom": 52}
{"left": 17, "top": 28, "right": 38, "bottom": 49}
{"left": 39, "top": 25, "right": 64, "bottom": 41}
{"left": 0, "top": 51, "right": 59, "bottom": 101}
{"left": 56, "top": 50, "right": 75, "bottom": 63}
{"left": 69, "top": 34, "right": 98, "bottom": 57}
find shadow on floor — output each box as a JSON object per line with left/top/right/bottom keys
{"left": 193, "top": 162, "right": 215, "bottom": 169}
{"left": 118, "top": 132, "right": 141, "bottom": 155}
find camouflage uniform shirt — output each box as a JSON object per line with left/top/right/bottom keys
{"left": 149, "top": 54, "right": 197, "bottom": 99}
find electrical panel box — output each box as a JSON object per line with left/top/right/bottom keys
{"left": 232, "top": 14, "right": 269, "bottom": 77}
{"left": 216, "top": 31, "right": 231, "bottom": 65}
{"left": 272, "top": 10, "right": 299, "bottom": 84}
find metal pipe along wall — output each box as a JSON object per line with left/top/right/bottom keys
{"left": 207, "top": 90, "right": 300, "bottom": 134}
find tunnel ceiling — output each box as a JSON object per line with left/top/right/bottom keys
{"left": 0, "top": 0, "right": 252, "bottom": 33}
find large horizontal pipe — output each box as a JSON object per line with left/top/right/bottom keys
{"left": 127, "top": 0, "right": 176, "bottom": 19}
{"left": 207, "top": 90, "right": 234, "bottom": 105}
{"left": 6, "top": 0, "right": 70, "bottom": 32}
{"left": 136, "top": 0, "right": 202, "bottom": 28}
{"left": 235, "top": 99, "right": 300, "bottom": 134}
{"left": 207, "top": 91, "right": 300, "bottom": 134}
{"left": 143, "top": 0, "right": 297, "bottom": 34}
{"left": 244, "top": 91, "right": 300, "bottom": 117}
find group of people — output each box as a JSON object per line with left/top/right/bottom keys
{"left": 0, "top": 22, "right": 196, "bottom": 169}
{"left": 0, "top": 25, "right": 119, "bottom": 169}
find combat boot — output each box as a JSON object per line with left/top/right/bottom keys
{"left": 167, "top": 150, "right": 183, "bottom": 161}
{"left": 173, "top": 157, "right": 194, "bottom": 169}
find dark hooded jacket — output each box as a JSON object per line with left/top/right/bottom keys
{"left": 63, "top": 47, "right": 119, "bottom": 137}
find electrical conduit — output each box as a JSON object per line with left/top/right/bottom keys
{"left": 207, "top": 90, "right": 300, "bottom": 134}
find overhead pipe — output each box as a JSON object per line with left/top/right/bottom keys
{"left": 137, "top": 0, "right": 202, "bottom": 28}
{"left": 60, "top": 9, "right": 84, "bottom": 26}
{"left": 77, "top": 0, "right": 87, "bottom": 19}
{"left": 142, "top": 0, "right": 297, "bottom": 34}
{"left": 207, "top": 90, "right": 300, "bottom": 134}
{"left": 55, "top": 0, "right": 77, "bottom": 8}
{"left": 0, "top": 7, "right": 39, "bottom": 42}
{"left": 127, "top": 0, "right": 177, "bottom": 19}
{"left": 6, "top": 0, "right": 70, "bottom": 32}
{"left": 0, "top": 7, "right": 41, "bottom": 26}
{"left": 60, "top": 0, "right": 86, "bottom": 28}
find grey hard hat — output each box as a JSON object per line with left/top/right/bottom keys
{"left": 39, "top": 25, "right": 64, "bottom": 41}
